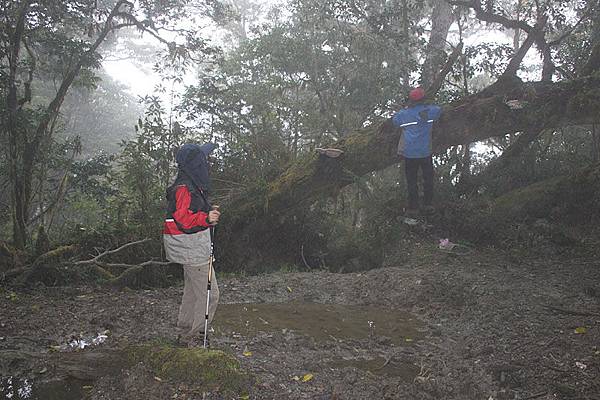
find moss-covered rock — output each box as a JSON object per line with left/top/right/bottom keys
{"left": 128, "top": 344, "right": 251, "bottom": 396}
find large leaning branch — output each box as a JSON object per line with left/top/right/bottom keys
{"left": 227, "top": 74, "right": 600, "bottom": 225}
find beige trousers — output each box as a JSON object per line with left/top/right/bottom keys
{"left": 177, "top": 263, "right": 219, "bottom": 337}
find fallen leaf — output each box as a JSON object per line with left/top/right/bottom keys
{"left": 575, "top": 327, "right": 587, "bottom": 334}
{"left": 49, "top": 345, "right": 61, "bottom": 352}
{"left": 240, "top": 394, "right": 250, "bottom": 400}
{"left": 302, "top": 373, "right": 313, "bottom": 382}
{"left": 243, "top": 351, "right": 252, "bottom": 357}
{"left": 154, "top": 376, "right": 163, "bottom": 382}
{"left": 286, "top": 286, "right": 293, "bottom": 293}
{"left": 292, "top": 376, "right": 300, "bottom": 381}
{"left": 405, "top": 338, "right": 414, "bottom": 342}
{"left": 82, "top": 385, "right": 93, "bottom": 390}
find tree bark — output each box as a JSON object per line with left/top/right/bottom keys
{"left": 420, "top": 0, "right": 455, "bottom": 88}
{"left": 6, "top": 0, "right": 32, "bottom": 248}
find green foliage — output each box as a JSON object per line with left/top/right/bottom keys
{"left": 1, "top": 0, "right": 218, "bottom": 248}
{"left": 116, "top": 96, "right": 188, "bottom": 226}
{"left": 179, "top": 0, "right": 428, "bottom": 193}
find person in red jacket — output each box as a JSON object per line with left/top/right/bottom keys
{"left": 163, "top": 143, "right": 221, "bottom": 346}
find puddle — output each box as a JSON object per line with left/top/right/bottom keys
{"left": 213, "top": 303, "right": 422, "bottom": 345}
{"left": 328, "top": 357, "right": 419, "bottom": 380}
{"left": 0, "top": 377, "right": 91, "bottom": 400}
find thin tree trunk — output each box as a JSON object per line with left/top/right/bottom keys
{"left": 401, "top": 0, "right": 411, "bottom": 90}
{"left": 6, "top": 0, "right": 32, "bottom": 248}
{"left": 420, "top": 0, "right": 454, "bottom": 88}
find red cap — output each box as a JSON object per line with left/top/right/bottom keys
{"left": 408, "top": 87, "right": 425, "bottom": 102}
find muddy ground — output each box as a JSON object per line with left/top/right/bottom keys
{"left": 1, "top": 240, "right": 599, "bottom": 400}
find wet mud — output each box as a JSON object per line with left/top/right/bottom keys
{"left": 1, "top": 244, "right": 599, "bottom": 399}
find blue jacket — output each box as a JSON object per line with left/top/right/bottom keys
{"left": 392, "top": 104, "right": 442, "bottom": 158}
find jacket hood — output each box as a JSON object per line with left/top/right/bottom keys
{"left": 175, "top": 143, "right": 218, "bottom": 193}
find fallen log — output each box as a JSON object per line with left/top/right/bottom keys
{"left": 2, "top": 237, "right": 176, "bottom": 288}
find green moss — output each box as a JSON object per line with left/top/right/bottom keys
{"left": 93, "top": 265, "right": 115, "bottom": 280}
{"left": 268, "top": 153, "right": 317, "bottom": 197}
{"left": 31, "top": 245, "right": 78, "bottom": 267}
{"left": 492, "top": 164, "right": 600, "bottom": 221}
{"left": 493, "top": 175, "right": 567, "bottom": 219}
{"left": 128, "top": 344, "right": 251, "bottom": 395}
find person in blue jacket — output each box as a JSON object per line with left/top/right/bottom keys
{"left": 392, "top": 87, "right": 442, "bottom": 214}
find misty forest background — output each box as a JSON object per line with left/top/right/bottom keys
{"left": 2, "top": 0, "right": 600, "bottom": 287}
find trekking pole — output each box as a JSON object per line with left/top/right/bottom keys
{"left": 203, "top": 205, "right": 218, "bottom": 349}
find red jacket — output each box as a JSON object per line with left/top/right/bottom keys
{"left": 163, "top": 185, "right": 212, "bottom": 235}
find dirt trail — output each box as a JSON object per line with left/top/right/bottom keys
{"left": 1, "top": 245, "right": 599, "bottom": 399}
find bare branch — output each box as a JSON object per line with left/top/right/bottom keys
{"left": 74, "top": 238, "right": 152, "bottom": 265}
{"left": 426, "top": 41, "right": 464, "bottom": 97}
{"left": 95, "top": 260, "right": 172, "bottom": 270}
{"left": 502, "top": 31, "right": 536, "bottom": 77}
{"left": 112, "top": 13, "right": 173, "bottom": 46}
{"left": 449, "top": 0, "right": 554, "bottom": 80}
{"left": 449, "top": 0, "right": 532, "bottom": 32}
{"left": 547, "top": 9, "right": 592, "bottom": 47}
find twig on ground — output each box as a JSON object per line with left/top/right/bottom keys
{"left": 543, "top": 364, "right": 570, "bottom": 373}
{"left": 374, "top": 354, "right": 393, "bottom": 371}
{"left": 522, "top": 392, "right": 548, "bottom": 400}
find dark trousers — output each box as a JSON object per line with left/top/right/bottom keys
{"left": 404, "top": 156, "right": 433, "bottom": 209}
